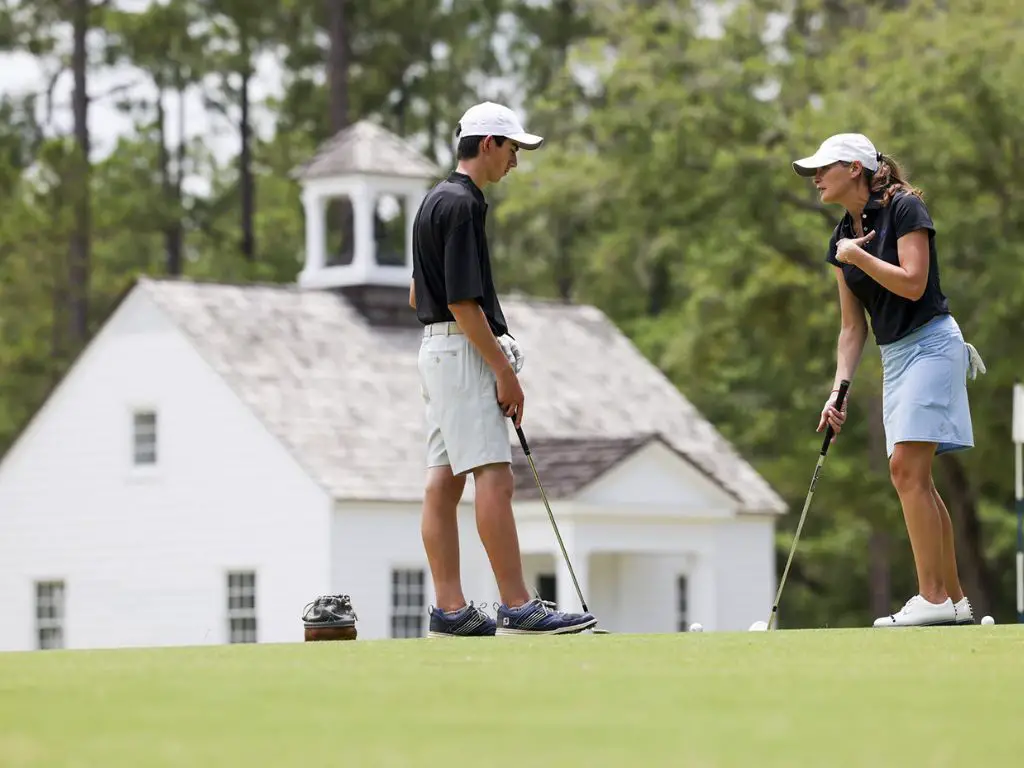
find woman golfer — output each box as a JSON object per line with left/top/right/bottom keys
{"left": 793, "top": 133, "right": 985, "bottom": 628}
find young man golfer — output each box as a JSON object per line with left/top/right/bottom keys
{"left": 409, "top": 101, "right": 598, "bottom": 637}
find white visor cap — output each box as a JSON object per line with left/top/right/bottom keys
{"left": 455, "top": 102, "right": 544, "bottom": 150}
{"left": 793, "top": 133, "right": 880, "bottom": 177}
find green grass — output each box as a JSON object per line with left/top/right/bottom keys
{"left": 2, "top": 626, "right": 1023, "bottom": 767}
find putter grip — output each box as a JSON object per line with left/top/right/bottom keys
{"left": 515, "top": 423, "right": 530, "bottom": 455}
{"left": 821, "top": 379, "right": 850, "bottom": 455}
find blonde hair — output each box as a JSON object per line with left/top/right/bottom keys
{"left": 868, "top": 154, "right": 923, "bottom": 206}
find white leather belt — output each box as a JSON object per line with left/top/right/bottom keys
{"left": 423, "top": 322, "right": 462, "bottom": 337}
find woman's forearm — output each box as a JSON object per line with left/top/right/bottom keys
{"left": 834, "top": 323, "right": 868, "bottom": 390}
{"left": 847, "top": 247, "right": 926, "bottom": 300}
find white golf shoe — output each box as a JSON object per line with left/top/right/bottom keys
{"left": 953, "top": 596, "right": 975, "bottom": 625}
{"left": 873, "top": 595, "right": 957, "bottom": 628}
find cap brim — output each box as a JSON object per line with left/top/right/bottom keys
{"left": 792, "top": 152, "right": 835, "bottom": 177}
{"left": 508, "top": 132, "right": 544, "bottom": 150}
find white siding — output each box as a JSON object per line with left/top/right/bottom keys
{"left": 0, "top": 288, "right": 331, "bottom": 651}
{"left": 582, "top": 518, "right": 775, "bottom": 634}
{"left": 330, "top": 501, "right": 500, "bottom": 640}
{"left": 509, "top": 435, "right": 779, "bottom": 634}
{"left": 575, "top": 440, "right": 739, "bottom": 515}
{"left": 712, "top": 516, "right": 777, "bottom": 631}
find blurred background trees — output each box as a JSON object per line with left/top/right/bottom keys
{"left": 1, "top": 0, "right": 1021, "bottom": 627}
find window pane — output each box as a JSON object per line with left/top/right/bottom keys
{"left": 226, "top": 571, "right": 256, "bottom": 642}
{"left": 389, "top": 569, "right": 425, "bottom": 638}
{"left": 35, "top": 581, "right": 65, "bottom": 649}
{"left": 133, "top": 411, "right": 158, "bottom": 465}
{"left": 39, "top": 627, "right": 63, "bottom": 649}
{"left": 677, "top": 576, "right": 688, "bottom": 631}
{"left": 230, "top": 617, "right": 257, "bottom": 644}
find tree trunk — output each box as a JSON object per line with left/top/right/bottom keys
{"left": 939, "top": 452, "right": 995, "bottom": 617}
{"left": 69, "top": 0, "right": 91, "bottom": 347}
{"left": 170, "top": 72, "right": 187, "bottom": 275}
{"left": 867, "top": 528, "right": 891, "bottom": 616}
{"left": 647, "top": 259, "right": 671, "bottom": 316}
{"left": 866, "top": 391, "right": 892, "bottom": 617}
{"left": 156, "top": 86, "right": 183, "bottom": 276}
{"left": 326, "top": 0, "right": 349, "bottom": 134}
{"left": 555, "top": 225, "right": 573, "bottom": 301}
{"left": 325, "top": 0, "right": 353, "bottom": 267}
{"left": 239, "top": 66, "right": 254, "bottom": 262}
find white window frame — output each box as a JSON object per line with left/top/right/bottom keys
{"left": 131, "top": 409, "right": 158, "bottom": 467}
{"left": 676, "top": 575, "right": 689, "bottom": 631}
{"left": 35, "top": 580, "right": 65, "bottom": 650}
{"left": 390, "top": 568, "right": 426, "bottom": 638}
{"left": 226, "top": 571, "right": 257, "bottom": 644}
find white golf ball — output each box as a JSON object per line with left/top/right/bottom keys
{"left": 689, "top": 622, "right": 703, "bottom": 632}
{"left": 749, "top": 620, "right": 768, "bottom": 632}
{"left": 981, "top": 615, "right": 995, "bottom": 626}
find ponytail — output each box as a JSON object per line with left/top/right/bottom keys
{"left": 868, "top": 153, "right": 923, "bottom": 206}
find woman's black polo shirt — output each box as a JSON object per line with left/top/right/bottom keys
{"left": 826, "top": 190, "right": 950, "bottom": 345}
{"left": 411, "top": 172, "right": 509, "bottom": 337}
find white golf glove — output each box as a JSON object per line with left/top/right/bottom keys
{"left": 498, "top": 335, "right": 524, "bottom": 374}
{"left": 965, "top": 342, "right": 986, "bottom": 380}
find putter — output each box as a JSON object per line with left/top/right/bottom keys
{"left": 513, "top": 419, "right": 608, "bottom": 633}
{"left": 766, "top": 379, "right": 850, "bottom": 631}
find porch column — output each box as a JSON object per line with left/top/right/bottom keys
{"left": 555, "top": 545, "right": 589, "bottom": 615}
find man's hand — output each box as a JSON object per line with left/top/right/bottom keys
{"left": 496, "top": 366, "right": 525, "bottom": 427}
{"left": 448, "top": 301, "right": 526, "bottom": 427}
{"left": 835, "top": 231, "right": 875, "bottom": 264}
{"left": 498, "top": 335, "right": 524, "bottom": 373}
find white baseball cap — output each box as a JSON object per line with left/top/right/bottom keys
{"left": 455, "top": 101, "right": 544, "bottom": 150}
{"left": 792, "top": 133, "right": 880, "bottom": 177}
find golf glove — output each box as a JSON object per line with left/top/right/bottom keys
{"left": 965, "top": 342, "right": 986, "bottom": 380}
{"left": 499, "top": 335, "right": 524, "bottom": 374}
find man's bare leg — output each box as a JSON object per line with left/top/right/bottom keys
{"left": 473, "top": 462, "right": 531, "bottom": 608}
{"left": 421, "top": 465, "right": 468, "bottom": 612}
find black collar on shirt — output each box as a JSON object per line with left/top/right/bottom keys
{"left": 448, "top": 171, "right": 487, "bottom": 207}
{"left": 841, "top": 190, "right": 886, "bottom": 235}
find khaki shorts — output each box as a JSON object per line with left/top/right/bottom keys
{"left": 417, "top": 323, "right": 512, "bottom": 475}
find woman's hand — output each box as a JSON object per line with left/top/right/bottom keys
{"left": 835, "top": 230, "right": 875, "bottom": 264}
{"left": 817, "top": 388, "right": 848, "bottom": 441}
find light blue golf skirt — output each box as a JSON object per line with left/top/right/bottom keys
{"left": 880, "top": 313, "right": 975, "bottom": 458}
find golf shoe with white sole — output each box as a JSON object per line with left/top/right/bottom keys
{"left": 427, "top": 602, "right": 496, "bottom": 637}
{"left": 953, "top": 596, "right": 975, "bottom": 625}
{"left": 873, "top": 594, "right": 957, "bottom": 628}
{"left": 495, "top": 598, "right": 598, "bottom": 635}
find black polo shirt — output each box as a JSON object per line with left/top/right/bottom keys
{"left": 826, "top": 191, "right": 949, "bottom": 345}
{"left": 411, "top": 172, "right": 508, "bottom": 337}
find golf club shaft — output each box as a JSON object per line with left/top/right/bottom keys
{"left": 767, "top": 379, "right": 850, "bottom": 630}
{"left": 515, "top": 423, "right": 590, "bottom": 613}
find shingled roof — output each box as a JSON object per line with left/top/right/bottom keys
{"left": 138, "top": 277, "right": 786, "bottom": 515}
{"left": 292, "top": 120, "right": 442, "bottom": 181}
{"left": 509, "top": 434, "right": 660, "bottom": 501}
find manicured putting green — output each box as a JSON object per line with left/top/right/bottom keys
{"left": 1, "top": 626, "right": 1021, "bottom": 767}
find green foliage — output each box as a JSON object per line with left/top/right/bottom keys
{"left": 495, "top": 0, "right": 1024, "bottom": 625}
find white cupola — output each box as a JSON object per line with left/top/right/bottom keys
{"left": 292, "top": 120, "right": 442, "bottom": 291}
